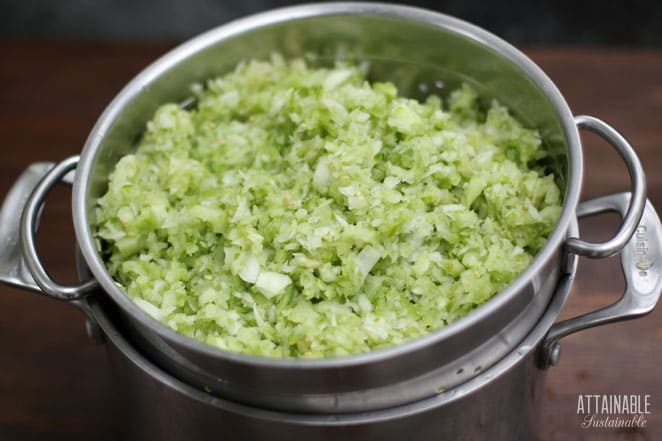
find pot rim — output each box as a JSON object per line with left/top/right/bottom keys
{"left": 72, "top": 2, "right": 583, "bottom": 369}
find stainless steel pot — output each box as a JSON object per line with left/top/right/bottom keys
{"left": 1, "top": 2, "right": 660, "bottom": 418}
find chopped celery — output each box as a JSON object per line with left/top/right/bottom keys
{"left": 94, "top": 56, "right": 562, "bottom": 358}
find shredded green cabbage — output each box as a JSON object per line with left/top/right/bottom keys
{"left": 94, "top": 55, "right": 562, "bottom": 358}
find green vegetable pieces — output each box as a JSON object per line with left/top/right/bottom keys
{"left": 94, "top": 56, "right": 562, "bottom": 358}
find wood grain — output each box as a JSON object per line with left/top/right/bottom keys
{"left": 0, "top": 42, "right": 660, "bottom": 441}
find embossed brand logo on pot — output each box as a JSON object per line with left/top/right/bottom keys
{"left": 635, "top": 225, "right": 653, "bottom": 276}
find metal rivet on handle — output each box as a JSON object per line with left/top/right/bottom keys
{"left": 547, "top": 341, "right": 561, "bottom": 367}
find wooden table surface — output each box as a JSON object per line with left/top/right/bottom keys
{"left": 0, "top": 42, "right": 660, "bottom": 441}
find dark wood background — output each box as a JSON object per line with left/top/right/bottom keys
{"left": 0, "top": 43, "right": 660, "bottom": 441}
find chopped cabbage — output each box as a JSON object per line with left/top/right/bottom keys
{"left": 94, "top": 56, "right": 562, "bottom": 358}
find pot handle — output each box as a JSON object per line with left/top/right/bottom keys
{"left": 565, "top": 116, "right": 646, "bottom": 259}
{"left": 540, "top": 192, "right": 662, "bottom": 368}
{"left": 19, "top": 156, "right": 98, "bottom": 300}
{"left": 0, "top": 162, "right": 58, "bottom": 292}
